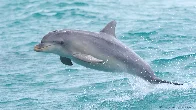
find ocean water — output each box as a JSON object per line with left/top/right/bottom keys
{"left": 0, "top": 0, "right": 196, "bottom": 109}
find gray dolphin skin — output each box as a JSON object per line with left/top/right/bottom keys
{"left": 34, "top": 21, "right": 182, "bottom": 85}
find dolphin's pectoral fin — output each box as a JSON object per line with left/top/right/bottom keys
{"left": 60, "top": 57, "right": 73, "bottom": 66}
{"left": 73, "top": 53, "right": 103, "bottom": 63}
{"left": 100, "top": 20, "right": 116, "bottom": 37}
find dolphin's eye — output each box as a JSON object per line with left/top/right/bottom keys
{"left": 60, "top": 41, "right": 64, "bottom": 45}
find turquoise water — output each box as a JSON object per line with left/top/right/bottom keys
{"left": 0, "top": 0, "right": 196, "bottom": 109}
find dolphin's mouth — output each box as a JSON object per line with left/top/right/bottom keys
{"left": 34, "top": 45, "right": 43, "bottom": 52}
{"left": 34, "top": 44, "right": 51, "bottom": 52}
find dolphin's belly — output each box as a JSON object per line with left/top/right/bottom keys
{"left": 71, "top": 56, "right": 127, "bottom": 73}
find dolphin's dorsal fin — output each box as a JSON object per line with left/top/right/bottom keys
{"left": 100, "top": 20, "right": 116, "bottom": 37}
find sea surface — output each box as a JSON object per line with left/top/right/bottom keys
{"left": 0, "top": 0, "right": 196, "bottom": 110}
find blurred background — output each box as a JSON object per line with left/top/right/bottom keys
{"left": 0, "top": 0, "right": 196, "bottom": 109}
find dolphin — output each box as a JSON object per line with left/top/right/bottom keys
{"left": 34, "top": 21, "right": 182, "bottom": 85}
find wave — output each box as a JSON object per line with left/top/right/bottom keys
{"left": 127, "top": 31, "right": 158, "bottom": 37}
{"left": 185, "top": 62, "right": 196, "bottom": 69}
{"left": 49, "top": 78, "right": 129, "bottom": 92}
{"left": 30, "top": 8, "right": 98, "bottom": 19}
{"left": 56, "top": 2, "right": 89, "bottom": 7}
{"left": 152, "top": 53, "right": 196, "bottom": 64}
{"left": 65, "top": 76, "right": 196, "bottom": 109}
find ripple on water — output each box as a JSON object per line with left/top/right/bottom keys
{"left": 152, "top": 53, "right": 196, "bottom": 65}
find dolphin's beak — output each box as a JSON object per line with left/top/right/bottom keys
{"left": 34, "top": 43, "right": 52, "bottom": 52}
{"left": 34, "top": 43, "right": 44, "bottom": 52}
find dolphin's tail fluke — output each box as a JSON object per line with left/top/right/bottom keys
{"left": 150, "top": 78, "right": 183, "bottom": 85}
